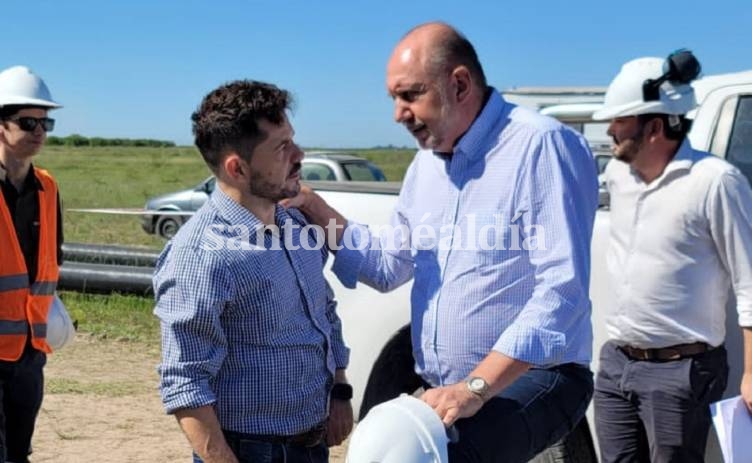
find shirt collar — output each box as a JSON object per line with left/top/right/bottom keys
{"left": 210, "top": 184, "right": 292, "bottom": 232}
{"left": 640, "top": 139, "right": 697, "bottom": 190}
{"left": 0, "top": 162, "right": 44, "bottom": 191}
{"left": 452, "top": 88, "right": 509, "bottom": 161}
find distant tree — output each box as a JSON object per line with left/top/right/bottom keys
{"left": 65, "top": 134, "right": 89, "bottom": 147}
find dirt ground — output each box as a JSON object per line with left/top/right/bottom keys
{"left": 32, "top": 334, "right": 347, "bottom": 462}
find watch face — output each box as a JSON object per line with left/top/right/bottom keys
{"left": 469, "top": 377, "right": 486, "bottom": 392}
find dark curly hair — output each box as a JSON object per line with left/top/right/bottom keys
{"left": 191, "top": 80, "right": 293, "bottom": 170}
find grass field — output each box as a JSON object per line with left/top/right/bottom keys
{"left": 36, "top": 145, "right": 414, "bottom": 338}
{"left": 36, "top": 145, "right": 413, "bottom": 248}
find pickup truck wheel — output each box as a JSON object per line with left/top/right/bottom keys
{"left": 359, "top": 324, "right": 422, "bottom": 420}
{"left": 156, "top": 216, "right": 180, "bottom": 239}
{"left": 528, "top": 418, "right": 597, "bottom": 463}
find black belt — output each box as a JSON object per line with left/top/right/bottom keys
{"left": 223, "top": 423, "right": 326, "bottom": 448}
{"left": 619, "top": 342, "right": 711, "bottom": 361}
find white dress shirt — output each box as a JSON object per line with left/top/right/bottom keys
{"left": 604, "top": 140, "right": 752, "bottom": 348}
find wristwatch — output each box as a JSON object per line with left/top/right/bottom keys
{"left": 330, "top": 383, "right": 353, "bottom": 401}
{"left": 465, "top": 376, "right": 489, "bottom": 401}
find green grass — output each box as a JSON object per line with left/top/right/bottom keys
{"left": 59, "top": 291, "right": 160, "bottom": 345}
{"left": 46, "top": 377, "right": 151, "bottom": 396}
{"left": 36, "top": 145, "right": 212, "bottom": 248}
{"left": 36, "top": 145, "right": 415, "bottom": 248}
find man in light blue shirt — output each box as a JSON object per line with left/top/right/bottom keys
{"left": 287, "top": 23, "right": 598, "bottom": 461}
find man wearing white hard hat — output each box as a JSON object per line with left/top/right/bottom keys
{"left": 592, "top": 51, "right": 752, "bottom": 462}
{"left": 0, "top": 65, "right": 64, "bottom": 463}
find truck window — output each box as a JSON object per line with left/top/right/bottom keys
{"left": 726, "top": 96, "right": 752, "bottom": 185}
{"left": 302, "top": 163, "right": 336, "bottom": 181}
{"left": 342, "top": 162, "right": 386, "bottom": 181}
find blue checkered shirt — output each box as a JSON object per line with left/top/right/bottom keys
{"left": 154, "top": 187, "right": 349, "bottom": 435}
{"left": 333, "top": 90, "right": 598, "bottom": 388}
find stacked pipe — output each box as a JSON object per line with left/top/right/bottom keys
{"left": 59, "top": 243, "right": 160, "bottom": 296}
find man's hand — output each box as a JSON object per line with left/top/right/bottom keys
{"left": 421, "top": 382, "right": 484, "bottom": 426}
{"left": 326, "top": 398, "right": 354, "bottom": 447}
{"left": 280, "top": 184, "right": 316, "bottom": 211}
{"left": 742, "top": 372, "right": 752, "bottom": 414}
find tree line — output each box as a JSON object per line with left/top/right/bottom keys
{"left": 47, "top": 134, "right": 176, "bottom": 147}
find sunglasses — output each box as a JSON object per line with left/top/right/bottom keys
{"left": 5, "top": 116, "right": 56, "bottom": 132}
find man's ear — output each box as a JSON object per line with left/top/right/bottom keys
{"left": 223, "top": 154, "right": 245, "bottom": 181}
{"left": 452, "top": 66, "right": 472, "bottom": 103}
{"left": 647, "top": 117, "right": 664, "bottom": 141}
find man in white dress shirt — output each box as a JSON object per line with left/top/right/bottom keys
{"left": 592, "top": 51, "right": 752, "bottom": 463}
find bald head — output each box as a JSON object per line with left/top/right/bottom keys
{"left": 390, "top": 22, "right": 487, "bottom": 90}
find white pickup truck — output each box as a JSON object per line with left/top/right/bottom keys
{"left": 314, "top": 69, "right": 752, "bottom": 462}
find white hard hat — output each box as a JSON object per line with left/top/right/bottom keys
{"left": 0, "top": 66, "right": 61, "bottom": 108}
{"left": 47, "top": 294, "right": 75, "bottom": 350}
{"left": 346, "top": 395, "right": 449, "bottom": 463}
{"left": 592, "top": 55, "right": 697, "bottom": 121}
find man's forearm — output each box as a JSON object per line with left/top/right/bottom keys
{"left": 470, "top": 351, "right": 531, "bottom": 399}
{"left": 741, "top": 327, "right": 752, "bottom": 413}
{"left": 175, "top": 405, "right": 237, "bottom": 463}
{"left": 744, "top": 328, "right": 752, "bottom": 376}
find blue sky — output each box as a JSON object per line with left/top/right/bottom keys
{"left": 3, "top": 0, "right": 749, "bottom": 148}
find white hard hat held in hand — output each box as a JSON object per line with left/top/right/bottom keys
{"left": 47, "top": 294, "right": 76, "bottom": 351}
{"left": 0, "top": 65, "right": 62, "bottom": 108}
{"left": 346, "top": 394, "right": 450, "bottom": 463}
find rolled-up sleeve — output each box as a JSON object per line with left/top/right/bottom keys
{"left": 493, "top": 129, "right": 598, "bottom": 365}
{"left": 707, "top": 170, "right": 752, "bottom": 327}
{"left": 154, "top": 244, "right": 233, "bottom": 414}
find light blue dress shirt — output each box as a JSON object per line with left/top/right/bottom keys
{"left": 333, "top": 90, "right": 598, "bottom": 387}
{"left": 154, "top": 187, "right": 349, "bottom": 435}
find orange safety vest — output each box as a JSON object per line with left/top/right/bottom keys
{"left": 0, "top": 167, "right": 59, "bottom": 360}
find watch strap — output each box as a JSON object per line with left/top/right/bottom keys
{"left": 330, "top": 383, "right": 353, "bottom": 400}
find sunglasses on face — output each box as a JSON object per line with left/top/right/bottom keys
{"left": 5, "top": 116, "right": 55, "bottom": 132}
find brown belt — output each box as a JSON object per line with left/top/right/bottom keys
{"left": 223, "top": 423, "right": 326, "bottom": 448}
{"left": 619, "top": 342, "right": 711, "bottom": 361}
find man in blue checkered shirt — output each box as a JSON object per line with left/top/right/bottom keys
{"left": 154, "top": 80, "right": 352, "bottom": 463}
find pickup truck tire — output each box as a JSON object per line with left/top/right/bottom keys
{"left": 360, "top": 324, "right": 597, "bottom": 462}
{"left": 529, "top": 418, "right": 597, "bottom": 463}
{"left": 358, "top": 324, "right": 422, "bottom": 420}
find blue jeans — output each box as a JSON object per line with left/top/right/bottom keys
{"left": 447, "top": 363, "right": 593, "bottom": 463}
{"left": 192, "top": 430, "right": 329, "bottom": 463}
{"left": 594, "top": 341, "right": 728, "bottom": 463}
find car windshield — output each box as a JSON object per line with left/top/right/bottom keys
{"left": 342, "top": 161, "right": 386, "bottom": 181}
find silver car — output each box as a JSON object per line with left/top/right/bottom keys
{"left": 142, "top": 152, "right": 386, "bottom": 238}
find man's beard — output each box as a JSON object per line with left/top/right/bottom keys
{"left": 613, "top": 125, "right": 646, "bottom": 164}
{"left": 248, "top": 165, "right": 301, "bottom": 202}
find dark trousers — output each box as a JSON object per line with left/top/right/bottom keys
{"left": 447, "top": 363, "right": 593, "bottom": 463}
{"left": 0, "top": 345, "right": 46, "bottom": 463}
{"left": 193, "top": 430, "right": 329, "bottom": 463}
{"left": 594, "top": 341, "right": 728, "bottom": 463}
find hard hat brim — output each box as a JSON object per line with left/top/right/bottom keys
{"left": 592, "top": 100, "right": 679, "bottom": 121}
{"left": 0, "top": 95, "right": 62, "bottom": 109}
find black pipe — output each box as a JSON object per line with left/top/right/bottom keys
{"left": 62, "top": 242, "right": 161, "bottom": 268}
{"left": 59, "top": 261, "right": 154, "bottom": 296}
